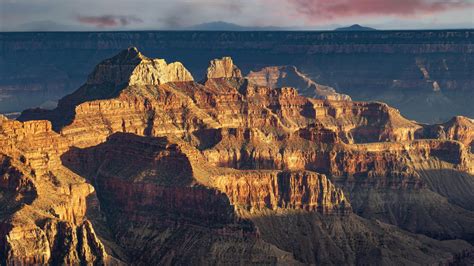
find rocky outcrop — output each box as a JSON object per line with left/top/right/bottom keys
{"left": 88, "top": 46, "right": 194, "bottom": 86}
{"left": 206, "top": 57, "right": 242, "bottom": 79}
{"left": 329, "top": 140, "right": 472, "bottom": 178}
{"left": 247, "top": 65, "right": 351, "bottom": 100}
{"left": 443, "top": 116, "right": 474, "bottom": 149}
{"left": 203, "top": 130, "right": 471, "bottom": 182}
{"left": 18, "top": 47, "right": 195, "bottom": 132}
{"left": 418, "top": 116, "right": 474, "bottom": 150}
{"left": 0, "top": 118, "right": 120, "bottom": 264}
{"left": 18, "top": 49, "right": 423, "bottom": 146}
{"left": 2, "top": 219, "right": 108, "bottom": 265}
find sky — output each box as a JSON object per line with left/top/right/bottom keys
{"left": 1, "top": 0, "right": 473, "bottom": 31}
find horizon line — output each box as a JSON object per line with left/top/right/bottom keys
{"left": 1, "top": 28, "right": 473, "bottom": 33}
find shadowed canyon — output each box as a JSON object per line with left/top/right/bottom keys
{"left": 0, "top": 46, "right": 472, "bottom": 264}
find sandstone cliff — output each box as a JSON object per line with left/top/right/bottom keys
{"left": 0, "top": 119, "right": 117, "bottom": 264}
{"left": 88, "top": 46, "right": 194, "bottom": 86}
{"left": 212, "top": 170, "right": 349, "bottom": 214}
{"left": 206, "top": 57, "right": 242, "bottom": 80}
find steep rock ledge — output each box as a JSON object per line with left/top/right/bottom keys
{"left": 0, "top": 118, "right": 119, "bottom": 264}
{"left": 212, "top": 170, "right": 349, "bottom": 214}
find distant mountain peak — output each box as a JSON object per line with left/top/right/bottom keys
{"left": 186, "top": 21, "right": 245, "bottom": 31}
{"left": 335, "top": 24, "right": 376, "bottom": 31}
{"left": 184, "top": 21, "right": 284, "bottom": 31}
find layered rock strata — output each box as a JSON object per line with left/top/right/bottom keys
{"left": 0, "top": 119, "right": 116, "bottom": 264}
{"left": 206, "top": 57, "right": 242, "bottom": 80}
{"left": 3, "top": 47, "right": 474, "bottom": 264}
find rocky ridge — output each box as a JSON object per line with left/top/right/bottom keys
{"left": 246, "top": 65, "right": 351, "bottom": 100}
{"left": 3, "top": 47, "right": 474, "bottom": 264}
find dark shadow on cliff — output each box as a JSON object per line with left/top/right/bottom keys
{"left": 192, "top": 128, "right": 224, "bottom": 150}
{"left": 59, "top": 133, "right": 281, "bottom": 264}
{"left": 60, "top": 132, "right": 195, "bottom": 187}
{"left": 57, "top": 134, "right": 474, "bottom": 264}
{"left": 332, "top": 170, "right": 474, "bottom": 245}
{"left": 419, "top": 168, "right": 474, "bottom": 212}
{"left": 0, "top": 155, "right": 37, "bottom": 218}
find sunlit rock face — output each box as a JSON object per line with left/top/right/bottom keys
{"left": 212, "top": 170, "right": 349, "bottom": 214}
{"left": 0, "top": 120, "right": 112, "bottom": 264}
{"left": 87, "top": 47, "right": 194, "bottom": 86}
{"left": 3, "top": 48, "right": 474, "bottom": 264}
{"left": 206, "top": 57, "right": 242, "bottom": 80}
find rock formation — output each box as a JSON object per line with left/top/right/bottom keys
{"left": 206, "top": 57, "right": 242, "bottom": 80}
{"left": 3, "top": 48, "right": 474, "bottom": 264}
{"left": 88, "top": 46, "right": 194, "bottom": 86}
{"left": 212, "top": 170, "right": 349, "bottom": 213}
{"left": 246, "top": 65, "right": 351, "bottom": 100}
{"left": 417, "top": 116, "right": 474, "bottom": 150}
{"left": 0, "top": 119, "right": 114, "bottom": 264}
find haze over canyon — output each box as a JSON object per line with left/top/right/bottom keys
{"left": 1, "top": 30, "right": 473, "bottom": 123}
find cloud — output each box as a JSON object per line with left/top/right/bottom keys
{"left": 2, "top": 0, "right": 472, "bottom": 31}
{"left": 157, "top": 1, "right": 245, "bottom": 28}
{"left": 286, "top": 0, "right": 474, "bottom": 23}
{"left": 77, "top": 15, "right": 142, "bottom": 28}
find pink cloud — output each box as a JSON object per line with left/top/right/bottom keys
{"left": 286, "top": 0, "right": 474, "bottom": 22}
{"left": 77, "top": 15, "right": 142, "bottom": 28}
